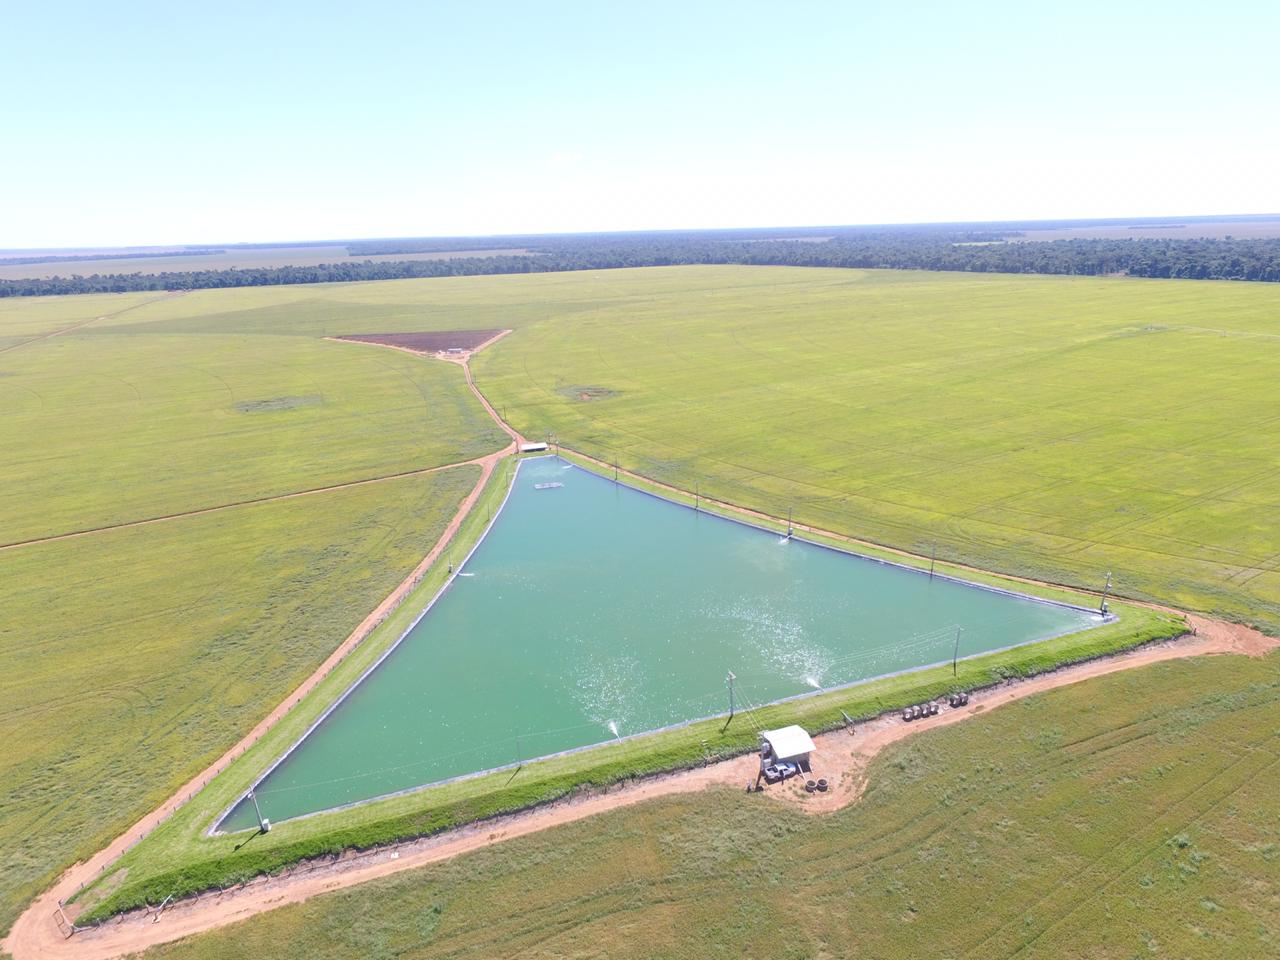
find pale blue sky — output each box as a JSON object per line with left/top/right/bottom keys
{"left": 4, "top": 0, "right": 1278, "bottom": 247}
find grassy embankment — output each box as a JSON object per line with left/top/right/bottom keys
{"left": 0, "top": 291, "right": 505, "bottom": 933}
{"left": 146, "top": 648, "right": 1280, "bottom": 960}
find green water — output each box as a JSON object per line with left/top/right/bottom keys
{"left": 222, "top": 457, "right": 1098, "bottom": 830}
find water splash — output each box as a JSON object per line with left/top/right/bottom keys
{"left": 778, "top": 536, "right": 790, "bottom": 545}
{"left": 457, "top": 572, "right": 476, "bottom": 577}
{"left": 804, "top": 675, "right": 821, "bottom": 690}
{"left": 571, "top": 647, "right": 640, "bottom": 735}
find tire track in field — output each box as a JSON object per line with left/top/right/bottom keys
{"left": 0, "top": 459, "right": 487, "bottom": 553}
{"left": 974, "top": 749, "right": 1280, "bottom": 959}
{"left": 791, "top": 676, "right": 1274, "bottom": 886}
{"left": 0, "top": 291, "right": 182, "bottom": 356}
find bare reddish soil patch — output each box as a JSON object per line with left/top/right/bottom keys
{"left": 333, "top": 330, "right": 506, "bottom": 354}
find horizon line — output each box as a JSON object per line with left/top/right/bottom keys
{"left": 4, "top": 211, "right": 1280, "bottom": 256}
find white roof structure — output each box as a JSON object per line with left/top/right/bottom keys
{"left": 519, "top": 442, "right": 549, "bottom": 452}
{"left": 759, "top": 725, "right": 815, "bottom": 761}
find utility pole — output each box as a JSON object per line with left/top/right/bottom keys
{"left": 1100, "top": 571, "right": 1112, "bottom": 615}
{"left": 250, "top": 788, "right": 270, "bottom": 833}
{"left": 952, "top": 626, "right": 963, "bottom": 677}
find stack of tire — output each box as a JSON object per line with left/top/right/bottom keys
{"left": 901, "top": 702, "right": 940, "bottom": 722}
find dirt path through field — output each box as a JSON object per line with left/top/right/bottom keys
{"left": 0, "top": 291, "right": 182, "bottom": 356}
{"left": 6, "top": 335, "right": 1276, "bottom": 960}
{"left": 0, "top": 460, "right": 491, "bottom": 552}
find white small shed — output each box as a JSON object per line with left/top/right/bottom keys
{"left": 519, "top": 442, "right": 549, "bottom": 453}
{"left": 759, "top": 725, "right": 815, "bottom": 769}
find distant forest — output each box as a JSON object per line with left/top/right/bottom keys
{"left": 5, "top": 225, "right": 1280, "bottom": 296}
{"left": 0, "top": 248, "right": 224, "bottom": 267}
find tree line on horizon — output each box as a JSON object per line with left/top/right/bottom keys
{"left": 4, "top": 233, "right": 1280, "bottom": 297}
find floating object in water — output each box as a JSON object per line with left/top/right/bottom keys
{"left": 534, "top": 482, "right": 564, "bottom": 490}
{"left": 457, "top": 572, "right": 476, "bottom": 577}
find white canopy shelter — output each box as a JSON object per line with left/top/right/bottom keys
{"left": 759, "top": 725, "right": 816, "bottom": 765}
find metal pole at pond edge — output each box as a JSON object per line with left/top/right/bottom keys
{"left": 250, "top": 788, "right": 270, "bottom": 833}
{"left": 725, "top": 671, "right": 736, "bottom": 728}
{"left": 695, "top": 482, "right": 700, "bottom": 512}
{"left": 930, "top": 541, "right": 937, "bottom": 580}
{"left": 952, "top": 626, "right": 963, "bottom": 676}
{"left": 1100, "top": 571, "right": 1112, "bottom": 614}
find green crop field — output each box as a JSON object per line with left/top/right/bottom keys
{"left": 0, "top": 320, "right": 504, "bottom": 545}
{"left": 143, "top": 649, "right": 1280, "bottom": 960}
{"left": 66, "top": 265, "right": 1277, "bottom": 629}
{"left": 0, "top": 283, "right": 509, "bottom": 934}
{"left": 0, "top": 291, "right": 164, "bottom": 350}
{"left": 0, "top": 467, "right": 481, "bottom": 933}
{"left": 467, "top": 266, "right": 1280, "bottom": 632}
{"left": 2, "top": 265, "right": 1275, "bottom": 946}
